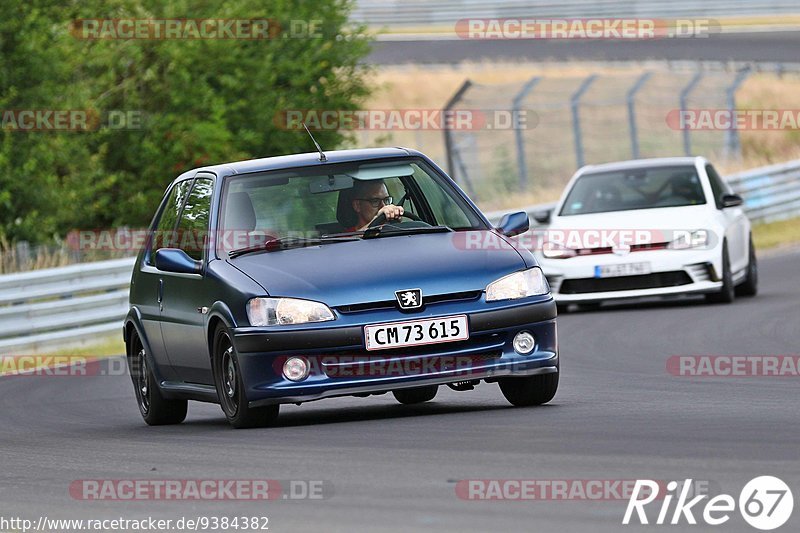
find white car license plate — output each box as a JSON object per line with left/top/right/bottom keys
{"left": 364, "top": 315, "right": 469, "bottom": 351}
{"left": 594, "top": 262, "right": 652, "bottom": 278}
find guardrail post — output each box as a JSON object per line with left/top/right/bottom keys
{"left": 512, "top": 76, "right": 542, "bottom": 191}
{"left": 626, "top": 72, "right": 652, "bottom": 159}
{"left": 571, "top": 74, "right": 598, "bottom": 169}
{"left": 723, "top": 67, "right": 751, "bottom": 160}
{"left": 679, "top": 70, "right": 703, "bottom": 156}
{"left": 443, "top": 80, "right": 473, "bottom": 182}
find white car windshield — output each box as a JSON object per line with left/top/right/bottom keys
{"left": 560, "top": 165, "right": 707, "bottom": 216}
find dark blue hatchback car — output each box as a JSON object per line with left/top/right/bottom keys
{"left": 124, "top": 148, "right": 559, "bottom": 428}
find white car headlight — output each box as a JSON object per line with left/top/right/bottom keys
{"left": 247, "top": 297, "right": 335, "bottom": 326}
{"left": 542, "top": 241, "right": 577, "bottom": 259}
{"left": 667, "top": 230, "right": 709, "bottom": 250}
{"left": 486, "top": 268, "right": 549, "bottom": 302}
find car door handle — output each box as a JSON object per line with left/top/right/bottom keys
{"left": 157, "top": 279, "right": 164, "bottom": 304}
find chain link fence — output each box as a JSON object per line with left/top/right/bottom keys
{"left": 437, "top": 63, "right": 797, "bottom": 205}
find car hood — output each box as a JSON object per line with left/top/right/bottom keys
{"left": 548, "top": 204, "right": 712, "bottom": 231}
{"left": 227, "top": 231, "right": 527, "bottom": 307}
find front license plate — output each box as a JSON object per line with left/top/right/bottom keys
{"left": 364, "top": 315, "right": 469, "bottom": 351}
{"left": 594, "top": 262, "right": 652, "bottom": 278}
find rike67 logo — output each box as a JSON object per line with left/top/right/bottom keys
{"left": 624, "top": 476, "right": 794, "bottom": 530}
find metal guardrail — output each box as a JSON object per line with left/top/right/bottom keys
{"left": 353, "top": 0, "right": 800, "bottom": 28}
{"left": 0, "top": 158, "right": 796, "bottom": 354}
{"left": 726, "top": 159, "right": 800, "bottom": 223}
{"left": 0, "top": 257, "right": 135, "bottom": 354}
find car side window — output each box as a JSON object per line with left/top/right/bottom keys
{"left": 150, "top": 179, "right": 193, "bottom": 264}
{"left": 175, "top": 178, "right": 214, "bottom": 261}
{"left": 705, "top": 164, "right": 731, "bottom": 209}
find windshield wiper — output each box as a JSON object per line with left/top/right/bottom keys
{"left": 228, "top": 236, "right": 358, "bottom": 258}
{"left": 362, "top": 225, "right": 454, "bottom": 239}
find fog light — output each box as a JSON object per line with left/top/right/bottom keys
{"left": 283, "top": 356, "right": 309, "bottom": 381}
{"left": 513, "top": 331, "right": 536, "bottom": 355}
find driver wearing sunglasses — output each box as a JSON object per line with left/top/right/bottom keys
{"left": 349, "top": 179, "right": 404, "bottom": 231}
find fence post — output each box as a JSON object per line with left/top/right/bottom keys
{"left": 723, "top": 67, "right": 751, "bottom": 160}
{"left": 443, "top": 80, "right": 473, "bottom": 181}
{"left": 512, "top": 76, "right": 542, "bottom": 191}
{"left": 679, "top": 70, "right": 703, "bottom": 156}
{"left": 626, "top": 72, "right": 652, "bottom": 159}
{"left": 571, "top": 74, "right": 598, "bottom": 169}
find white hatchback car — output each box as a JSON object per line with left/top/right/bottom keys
{"left": 533, "top": 157, "right": 757, "bottom": 309}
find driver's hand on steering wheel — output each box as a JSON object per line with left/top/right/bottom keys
{"left": 373, "top": 204, "right": 404, "bottom": 224}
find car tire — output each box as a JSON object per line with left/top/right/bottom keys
{"left": 499, "top": 371, "right": 559, "bottom": 407}
{"left": 706, "top": 240, "right": 735, "bottom": 304}
{"left": 127, "top": 331, "right": 188, "bottom": 426}
{"left": 556, "top": 303, "right": 569, "bottom": 314}
{"left": 735, "top": 236, "right": 758, "bottom": 297}
{"left": 212, "top": 325, "right": 279, "bottom": 429}
{"left": 392, "top": 385, "right": 438, "bottom": 405}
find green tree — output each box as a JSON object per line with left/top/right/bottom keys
{"left": 1, "top": 0, "right": 372, "bottom": 244}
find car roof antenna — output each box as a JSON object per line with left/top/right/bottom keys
{"left": 302, "top": 122, "right": 327, "bottom": 162}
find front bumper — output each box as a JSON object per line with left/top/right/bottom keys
{"left": 231, "top": 296, "right": 558, "bottom": 406}
{"left": 538, "top": 247, "right": 723, "bottom": 303}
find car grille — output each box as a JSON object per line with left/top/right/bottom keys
{"left": 558, "top": 271, "right": 693, "bottom": 294}
{"left": 336, "top": 290, "right": 482, "bottom": 314}
{"left": 572, "top": 242, "right": 669, "bottom": 256}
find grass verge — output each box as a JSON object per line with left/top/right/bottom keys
{"left": 752, "top": 216, "right": 800, "bottom": 251}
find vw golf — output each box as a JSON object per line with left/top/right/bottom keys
{"left": 124, "top": 148, "right": 558, "bottom": 428}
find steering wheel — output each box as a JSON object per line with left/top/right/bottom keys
{"left": 367, "top": 210, "right": 423, "bottom": 229}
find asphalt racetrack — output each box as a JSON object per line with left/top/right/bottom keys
{"left": 367, "top": 31, "right": 800, "bottom": 64}
{"left": 1, "top": 249, "right": 798, "bottom": 532}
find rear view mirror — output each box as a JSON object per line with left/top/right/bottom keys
{"left": 532, "top": 210, "right": 552, "bottom": 225}
{"left": 155, "top": 248, "right": 202, "bottom": 274}
{"left": 497, "top": 211, "right": 530, "bottom": 237}
{"left": 721, "top": 193, "right": 744, "bottom": 208}
{"left": 308, "top": 175, "right": 354, "bottom": 194}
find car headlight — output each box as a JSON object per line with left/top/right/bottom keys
{"left": 485, "top": 268, "right": 549, "bottom": 302}
{"left": 667, "top": 230, "right": 709, "bottom": 250}
{"left": 246, "top": 297, "right": 335, "bottom": 326}
{"left": 542, "top": 241, "right": 577, "bottom": 259}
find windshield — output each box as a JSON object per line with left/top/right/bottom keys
{"left": 559, "top": 165, "right": 707, "bottom": 216}
{"left": 219, "top": 158, "right": 485, "bottom": 256}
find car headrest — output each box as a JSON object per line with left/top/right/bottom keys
{"left": 225, "top": 192, "right": 256, "bottom": 231}
{"left": 336, "top": 188, "right": 358, "bottom": 228}
{"left": 670, "top": 172, "right": 696, "bottom": 188}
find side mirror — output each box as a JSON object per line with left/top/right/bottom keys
{"left": 155, "top": 248, "right": 202, "bottom": 274}
{"left": 721, "top": 193, "right": 744, "bottom": 208}
{"left": 497, "top": 211, "right": 530, "bottom": 237}
{"left": 532, "top": 209, "right": 552, "bottom": 225}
